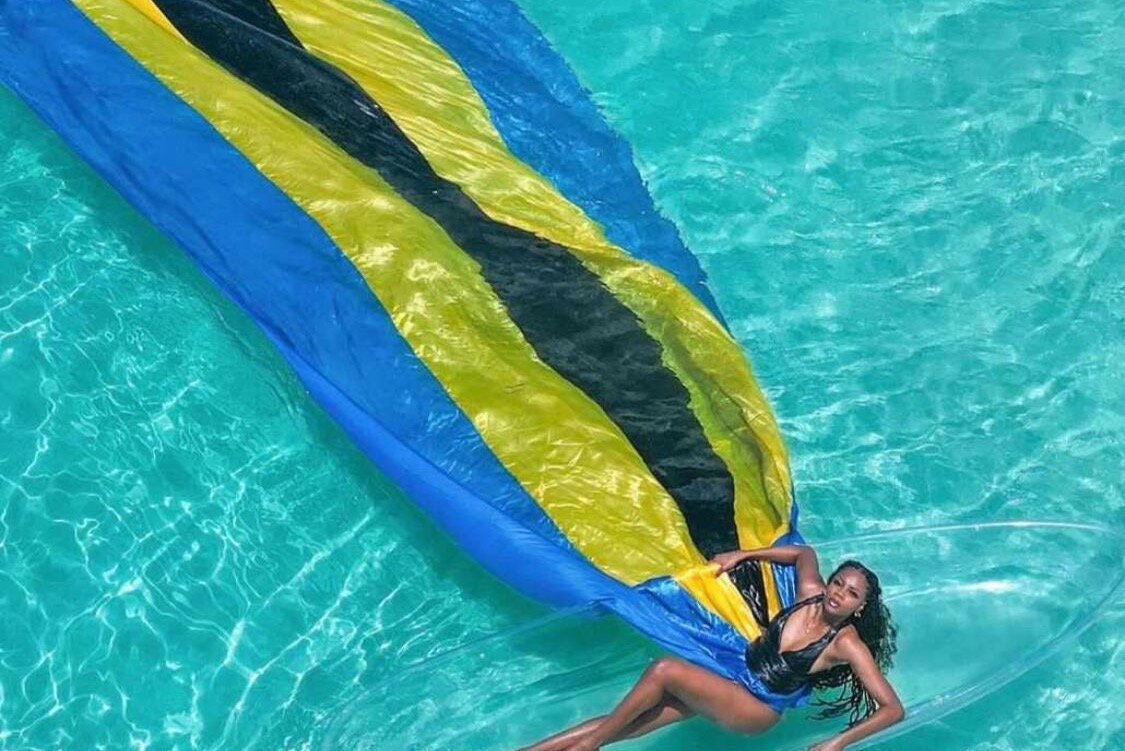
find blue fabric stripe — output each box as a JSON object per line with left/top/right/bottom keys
{"left": 384, "top": 0, "right": 727, "bottom": 325}
{"left": 0, "top": 0, "right": 802, "bottom": 691}
{"left": 0, "top": 0, "right": 605, "bottom": 605}
{"left": 770, "top": 504, "right": 807, "bottom": 607}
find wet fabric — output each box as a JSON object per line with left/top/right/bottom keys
{"left": 0, "top": 0, "right": 807, "bottom": 688}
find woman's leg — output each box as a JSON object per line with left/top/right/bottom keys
{"left": 569, "top": 657, "right": 779, "bottom": 751}
{"left": 519, "top": 716, "right": 603, "bottom": 751}
{"left": 520, "top": 696, "right": 693, "bottom": 751}
{"left": 614, "top": 696, "right": 694, "bottom": 742}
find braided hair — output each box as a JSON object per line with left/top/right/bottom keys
{"left": 808, "top": 560, "right": 898, "bottom": 726}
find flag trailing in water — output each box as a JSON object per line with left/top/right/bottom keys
{"left": 1, "top": 0, "right": 807, "bottom": 695}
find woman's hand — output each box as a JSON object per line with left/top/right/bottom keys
{"left": 708, "top": 550, "right": 748, "bottom": 573}
{"left": 808, "top": 738, "right": 847, "bottom": 751}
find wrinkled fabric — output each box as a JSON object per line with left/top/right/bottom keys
{"left": 0, "top": 0, "right": 806, "bottom": 691}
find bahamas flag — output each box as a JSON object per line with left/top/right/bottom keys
{"left": 0, "top": 0, "right": 806, "bottom": 700}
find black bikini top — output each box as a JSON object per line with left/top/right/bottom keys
{"left": 746, "top": 594, "right": 840, "bottom": 694}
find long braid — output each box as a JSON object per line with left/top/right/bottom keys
{"left": 809, "top": 560, "right": 898, "bottom": 726}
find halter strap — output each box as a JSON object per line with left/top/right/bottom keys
{"left": 777, "top": 593, "right": 824, "bottom": 621}
{"left": 775, "top": 593, "right": 840, "bottom": 654}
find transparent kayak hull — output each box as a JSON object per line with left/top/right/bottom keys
{"left": 319, "top": 521, "right": 1124, "bottom": 750}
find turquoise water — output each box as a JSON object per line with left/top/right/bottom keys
{"left": 1, "top": 0, "right": 1122, "bottom": 749}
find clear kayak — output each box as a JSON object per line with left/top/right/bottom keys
{"left": 319, "top": 521, "right": 1124, "bottom": 750}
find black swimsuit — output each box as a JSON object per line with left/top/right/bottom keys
{"left": 746, "top": 594, "right": 839, "bottom": 694}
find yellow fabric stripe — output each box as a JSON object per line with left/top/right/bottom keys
{"left": 123, "top": 0, "right": 185, "bottom": 41}
{"left": 273, "top": 0, "right": 794, "bottom": 553}
{"left": 674, "top": 561, "right": 784, "bottom": 641}
{"left": 760, "top": 563, "right": 783, "bottom": 619}
{"left": 676, "top": 564, "right": 765, "bottom": 641}
{"left": 79, "top": 0, "right": 704, "bottom": 584}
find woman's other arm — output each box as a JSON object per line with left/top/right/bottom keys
{"left": 808, "top": 632, "right": 905, "bottom": 751}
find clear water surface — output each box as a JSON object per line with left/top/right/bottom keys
{"left": 1, "top": 0, "right": 1122, "bottom": 749}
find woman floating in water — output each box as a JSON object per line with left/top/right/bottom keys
{"left": 522, "top": 545, "right": 904, "bottom": 750}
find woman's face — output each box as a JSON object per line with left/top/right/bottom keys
{"left": 824, "top": 567, "right": 870, "bottom": 620}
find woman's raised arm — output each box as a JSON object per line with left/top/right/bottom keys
{"left": 710, "top": 544, "right": 825, "bottom": 597}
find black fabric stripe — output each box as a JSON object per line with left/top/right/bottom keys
{"left": 175, "top": 0, "right": 301, "bottom": 47}
{"left": 730, "top": 559, "right": 771, "bottom": 629}
{"left": 152, "top": 0, "right": 742, "bottom": 557}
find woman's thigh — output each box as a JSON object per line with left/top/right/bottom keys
{"left": 650, "top": 658, "right": 781, "bottom": 735}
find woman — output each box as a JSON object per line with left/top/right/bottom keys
{"left": 522, "top": 544, "right": 904, "bottom": 750}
